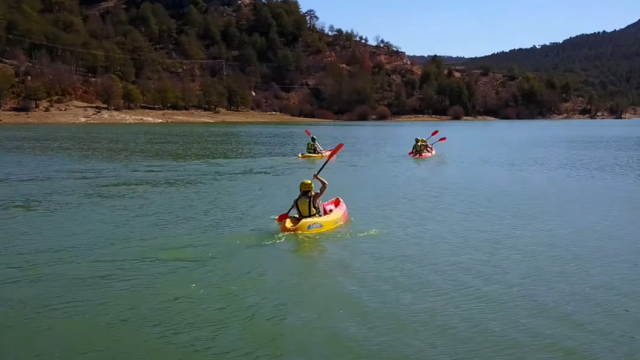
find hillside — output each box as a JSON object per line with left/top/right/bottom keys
{"left": 0, "top": 0, "right": 635, "bottom": 120}
{"left": 463, "top": 20, "right": 640, "bottom": 104}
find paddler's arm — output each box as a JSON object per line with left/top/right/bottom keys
{"left": 313, "top": 174, "right": 328, "bottom": 198}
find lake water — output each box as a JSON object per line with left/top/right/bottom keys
{"left": 1, "top": 120, "right": 639, "bottom": 360}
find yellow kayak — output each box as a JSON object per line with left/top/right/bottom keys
{"left": 297, "top": 148, "right": 334, "bottom": 159}
{"left": 278, "top": 197, "right": 348, "bottom": 233}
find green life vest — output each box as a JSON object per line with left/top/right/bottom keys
{"left": 306, "top": 142, "right": 317, "bottom": 154}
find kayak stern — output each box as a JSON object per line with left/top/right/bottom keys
{"left": 278, "top": 197, "right": 348, "bottom": 233}
{"left": 298, "top": 148, "right": 334, "bottom": 159}
{"left": 409, "top": 149, "right": 436, "bottom": 158}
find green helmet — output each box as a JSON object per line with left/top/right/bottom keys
{"left": 311, "top": 136, "right": 316, "bottom": 142}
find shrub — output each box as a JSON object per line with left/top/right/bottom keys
{"left": 499, "top": 107, "right": 517, "bottom": 119}
{"left": 342, "top": 112, "right": 355, "bottom": 120}
{"left": 506, "top": 66, "right": 519, "bottom": 81}
{"left": 251, "top": 94, "right": 265, "bottom": 111}
{"left": 279, "top": 102, "right": 300, "bottom": 117}
{"left": 16, "top": 99, "right": 33, "bottom": 112}
{"left": 301, "top": 104, "right": 315, "bottom": 118}
{"left": 516, "top": 106, "right": 533, "bottom": 119}
{"left": 353, "top": 105, "right": 372, "bottom": 120}
{"left": 313, "top": 109, "right": 336, "bottom": 119}
{"left": 269, "top": 84, "right": 285, "bottom": 100}
{"left": 447, "top": 105, "right": 464, "bottom": 120}
{"left": 375, "top": 105, "right": 391, "bottom": 119}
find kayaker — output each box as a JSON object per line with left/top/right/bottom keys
{"left": 417, "top": 138, "right": 427, "bottom": 153}
{"left": 293, "top": 174, "right": 328, "bottom": 219}
{"left": 306, "top": 136, "right": 324, "bottom": 154}
{"left": 411, "top": 138, "right": 422, "bottom": 154}
{"left": 422, "top": 139, "right": 433, "bottom": 153}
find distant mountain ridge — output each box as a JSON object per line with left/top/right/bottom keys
{"left": 461, "top": 19, "right": 640, "bottom": 97}
{"left": 407, "top": 55, "right": 467, "bottom": 65}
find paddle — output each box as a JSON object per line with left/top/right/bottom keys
{"left": 425, "top": 129, "right": 439, "bottom": 142}
{"left": 277, "top": 142, "right": 344, "bottom": 223}
{"left": 304, "top": 129, "right": 324, "bottom": 152}
{"left": 430, "top": 137, "right": 446, "bottom": 145}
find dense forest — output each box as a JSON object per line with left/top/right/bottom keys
{"left": 0, "top": 0, "right": 636, "bottom": 119}
{"left": 464, "top": 20, "right": 640, "bottom": 109}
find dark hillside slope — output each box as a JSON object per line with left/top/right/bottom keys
{"left": 464, "top": 20, "right": 640, "bottom": 99}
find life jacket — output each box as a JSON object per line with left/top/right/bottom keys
{"left": 306, "top": 142, "right": 317, "bottom": 154}
{"left": 415, "top": 143, "right": 424, "bottom": 153}
{"left": 412, "top": 144, "right": 420, "bottom": 153}
{"left": 295, "top": 194, "right": 320, "bottom": 218}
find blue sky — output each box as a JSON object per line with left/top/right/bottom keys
{"left": 297, "top": 0, "right": 640, "bottom": 57}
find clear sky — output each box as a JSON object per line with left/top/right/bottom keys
{"left": 297, "top": 0, "right": 640, "bottom": 57}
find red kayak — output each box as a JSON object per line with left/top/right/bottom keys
{"left": 409, "top": 149, "right": 436, "bottom": 158}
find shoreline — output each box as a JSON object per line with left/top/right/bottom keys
{"left": 0, "top": 106, "right": 332, "bottom": 124}
{"left": 0, "top": 103, "right": 635, "bottom": 124}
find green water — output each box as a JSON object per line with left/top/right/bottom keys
{"left": 1, "top": 120, "right": 639, "bottom": 359}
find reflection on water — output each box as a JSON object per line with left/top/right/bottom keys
{"left": 293, "top": 237, "right": 326, "bottom": 256}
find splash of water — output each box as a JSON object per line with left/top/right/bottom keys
{"left": 262, "top": 232, "right": 289, "bottom": 245}
{"left": 335, "top": 228, "right": 381, "bottom": 238}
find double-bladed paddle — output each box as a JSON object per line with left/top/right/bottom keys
{"left": 277, "top": 143, "right": 344, "bottom": 223}
{"left": 430, "top": 137, "right": 446, "bottom": 146}
{"left": 426, "top": 129, "right": 439, "bottom": 142}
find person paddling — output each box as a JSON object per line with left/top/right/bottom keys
{"left": 411, "top": 138, "right": 422, "bottom": 154}
{"left": 417, "top": 138, "right": 428, "bottom": 153}
{"left": 306, "top": 136, "right": 324, "bottom": 154}
{"left": 293, "top": 174, "right": 328, "bottom": 219}
{"left": 422, "top": 138, "right": 433, "bottom": 153}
